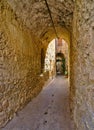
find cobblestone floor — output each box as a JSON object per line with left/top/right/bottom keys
{"left": 2, "top": 76, "right": 74, "bottom": 130}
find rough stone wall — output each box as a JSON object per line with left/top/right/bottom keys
{"left": 7, "top": 0, "right": 74, "bottom": 37}
{"left": 70, "top": 1, "right": 94, "bottom": 130}
{"left": 0, "top": 1, "right": 49, "bottom": 128}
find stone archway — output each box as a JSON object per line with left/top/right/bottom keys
{"left": 1, "top": 0, "right": 94, "bottom": 130}
{"left": 56, "top": 52, "right": 65, "bottom": 75}
{"left": 0, "top": 0, "right": 73, "bottom": 128}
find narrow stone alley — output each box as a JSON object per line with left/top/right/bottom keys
{"left": 2, "top": 76, "right": 74, "bottom": 130}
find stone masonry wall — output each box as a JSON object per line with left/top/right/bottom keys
{"left": 70, "top": 1, "right": 94, "bottom": 130}
{"left": 0, "top": 1, "right": 49, "bottom": 128}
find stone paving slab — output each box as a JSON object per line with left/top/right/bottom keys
{"left": 2, "top": 76, "right": 74, "bottom": 130}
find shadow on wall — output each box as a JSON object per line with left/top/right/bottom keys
{"left": 41, "top": 48, "right": 45, "bottom": 73}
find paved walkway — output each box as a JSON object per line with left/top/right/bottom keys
{"left": 2, "top": 76, "right": 74, "bottom": 130}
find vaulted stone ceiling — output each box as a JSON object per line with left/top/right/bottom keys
{"left": 7, "top": 0, "right": 74, "bottom": 43}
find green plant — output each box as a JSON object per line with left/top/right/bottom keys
{"left": 62, "top": 58, "right": 66, "bottom": 75}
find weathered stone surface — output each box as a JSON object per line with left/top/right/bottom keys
{"left": 2, "top": 77, "right": 74, "bottom": 130}
{"left": 1, "top": 0, "right": 94, "bottom": 130}
{"left": 0, "top": 0, "right": 49, "bottom": 128}
{"left": 7, "top": 0, "right": 74, "bottom": 37}
{"left": 70, "top": 1, "right": 94, "bottom": 130}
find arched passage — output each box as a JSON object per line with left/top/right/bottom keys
{"left": 0, "top": 0, "right": 73, "bottom": 128}
{"left": 1, "top": 0, "right": 94, "bottom": 130}
{"left": 56, "top": 52, "right": 66, "bottom": 75}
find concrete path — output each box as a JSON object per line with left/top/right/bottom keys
{"left": 2, "top": 76, "right": 74, "bottom": 130}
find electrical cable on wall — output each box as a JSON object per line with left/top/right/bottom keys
{"left": 44, "top": 0, "right": 59, "bottom": 39}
